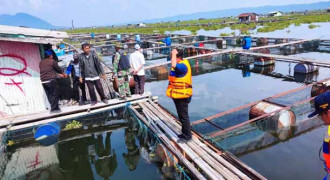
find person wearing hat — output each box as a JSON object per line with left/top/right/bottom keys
{"left": 129, "top": 44, "right": 146, "bottom": 95}
{"left": 66, "top": 53, "right": 87, "bottom": 105}
{"left": 308, "top": 91, "right": 330, "bottom": 177}
{"left": 113, "top": 43, "right": 131, "bottom": 100}
{"left": 166, "top": 48, "right": 193, "bottom": 142}
{"left": 79, "top": 43, "right": 108, "bottom": 106}
{"left": 39, "top": 50, "right": 67, "bottom": 113}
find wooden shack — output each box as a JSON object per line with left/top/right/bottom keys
{"left": 238, "top": 13, "right": 259, "bottom": 22}
{"left": 0, "top": 25, "right": 68, "bottom": 118}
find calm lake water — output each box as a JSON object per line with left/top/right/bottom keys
{"left": 2, "top": 23, "right": 330, "bottom": 179}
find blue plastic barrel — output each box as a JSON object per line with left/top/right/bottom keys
{"left": 59, "top": 44, "right": 65, "bottom": 49}
{"left": 165, "top": 37, "right": 172, "bottom": 46}
{"left": 91, "top": 32, "right": 95, "bottom": 39}
{"left": 242, "top": 36, "right": 251, "bottom": 50}
{"left": 34, "top": 122, "right": 61, "bottom": 146}
{"left": 135, "top": 35, "right": 141, "bottom": 42}
{"left": 194, "top": 43, "right": 199, "bottom": 47}
{"left": 117, "top": 34, "right": 121, "bottom": 41}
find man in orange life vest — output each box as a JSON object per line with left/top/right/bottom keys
{"left": 166, "top": 49, "right": 193, "bottom": 141}
{"left": 308, "top": 91, "right": 330, "bottom": 177}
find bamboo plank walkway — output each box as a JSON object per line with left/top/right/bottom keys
{"left": 129, "top": 100, "right": 266, "bottom": 180}
{"left": 0, "top": 93, "right": 152, "bottom": 129}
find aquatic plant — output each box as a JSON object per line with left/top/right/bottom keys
{"left": 308, "top": 24, "right": 320, "bottom": 29}
{"left": 66, "top": 12, "right": 330, "bottom": 35}
{"left": 7, "top": 140, "right": 15, "bottom": 146}
{"left": 64, "top": 120, "right": 83, "bottom": 130}
{"left": 220, "top": 33, "right": 231, "bottom": 36}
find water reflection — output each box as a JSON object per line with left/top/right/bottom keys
{"left": 0, "top": 109, "right": 174, "bottom": 180}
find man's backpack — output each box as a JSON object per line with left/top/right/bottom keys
{"left": 114, "top": 52, "right": 130, "bottom": 71}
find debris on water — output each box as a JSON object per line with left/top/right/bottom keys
{"left": 140, "top": 147, "right": 151, "bottom": 164}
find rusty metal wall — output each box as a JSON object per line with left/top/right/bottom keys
{"left": 0, "top": 41, "right": 47, "bottom": 117}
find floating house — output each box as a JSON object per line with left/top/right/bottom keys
{"left": 238, "top": 13, "right": 259, "bottom": 22}
{"left": 0, "top": 25, "right": 68, "bottom": 118}
{"left": 268, "top": 11, "right": 283, "bottom": 17}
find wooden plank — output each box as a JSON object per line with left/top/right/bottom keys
{"left": 2, "top": 97, "right": 150, "bottom": 132}
{"left": 0, "top": 94, "right": 151, "bottom": 128}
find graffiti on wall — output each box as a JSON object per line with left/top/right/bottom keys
{"left": 0, "top": 41, "right": 44, "bottom": 117}
{"left": 0, "top": 54, "right": 32, "bottom": 96}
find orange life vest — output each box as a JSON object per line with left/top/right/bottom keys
{"left": 324, "top": 126, "right": 330, "bottom": 173}
{"left": 166, "top": 59, "right": 192, "bottom": 99}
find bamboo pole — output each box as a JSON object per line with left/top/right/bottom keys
{"left": 129, "top": 106, "right": 206, "bottom": 180}
{"left": 139, "top": 103, "right": 223, "bottom": 180}
{"left": 143, "top": 101, "right": 250, "bottom": 180}
{"left": 147, "top": 100, "right": 253, "bottom": 180}
{"left": 142, "top": 102, "right": 238, "bottom": 179}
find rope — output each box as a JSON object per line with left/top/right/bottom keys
{"left": 126, "top": 104, "right": 191, "bottom": 180}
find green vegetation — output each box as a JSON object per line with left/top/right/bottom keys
{"left": 66, "top": 12, "right": 330, "bottom": 36}
{"left": 257, "top": 13, "right": 330, "bottom": 33}
{"left": 64, "top": 120, "right": 83, "bottom": 130}
{"left": 220, "top": 33, "right": 231, "bottom": 36}
{"left": 308, "top": 24, "right": 320, "bottom": 29}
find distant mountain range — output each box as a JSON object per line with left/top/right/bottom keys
{"left": 141, "top": 1, "right": 330, "bottom": 23}
{"left": 0, "top": 13, "right": 57, "bottom": 29}
{"left": 0, "top": 1, "right": 329, "bottom": 29}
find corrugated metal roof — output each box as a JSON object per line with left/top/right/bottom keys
{"left": 0, "top": 25, "right": 67, "bottom": 44}
{"left": 238, "top": 13, "right": 259, "bottom": 17}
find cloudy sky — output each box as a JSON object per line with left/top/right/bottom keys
{"left": 1, "top": 0, "right": 329, "bottom": 27}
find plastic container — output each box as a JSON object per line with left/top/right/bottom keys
{"left": 34, "top": 122, "right": 61, "bottom": 146}
{"left": 117, "top": 34, "right": 121, "bottom": 41}
{"left": 106, "top": 34, "right": 110, "bottom": 39}
{"left": 135, "top": 35, "right": 141, "bottom": 42}
{"left": 242, "top": 36, "right": 251, "bottom": 50}
{"left": 294, "top": 63, "right": 319, "bottom": 74}
{"left": 91, "top": 32, "right": 95, "bottom": 39}
{"left": 165, "top": 36, "right": 171, "bottom": 46}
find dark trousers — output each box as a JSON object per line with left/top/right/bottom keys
{"left": 42, "top": 79, "right": 60, "bottom": 111}
{"left": 173, "top": 98, "right": 192, "bottom": 138}
{"left": 133, "top": 75, "right": 145, "bottom": 95}
{"left": 86, "top": 79, "right": 106, "bottom": 102}
{"left": 73, "top": 77, "right": 87, "bottom": 102}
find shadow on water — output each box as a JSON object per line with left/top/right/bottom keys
{"left": 0, "top": 108, "right": 185, "bottom": 180}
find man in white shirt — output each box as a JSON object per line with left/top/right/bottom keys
{"left": 130, "top": 44, "right": 146, "bottom": 95}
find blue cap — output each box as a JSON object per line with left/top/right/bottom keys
{"left": 308, "top": 91, "right": 330, "bottom": 118}
{"left": 45, "top": 50, "right": 53, "bottom": 56}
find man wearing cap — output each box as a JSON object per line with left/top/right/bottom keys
{"left": 79, "top": 43, "right": 108, "bottom": 106}
{"left": 39, "top": 50, "right": 67, "bottom": 113}
{"left": 166, "top": 49, "right": 193, "bottom": 142}
{"left": 308, "top": 91, "right": 330, "bottom": 177}
{"left": 130, "top": 44, "right": 146, "bottom": 95}
{"left": 113, "top": 43, "right": 131, "bottom": 100}
{"left": 66, "top": 53, "right": 87, "bottom": 105}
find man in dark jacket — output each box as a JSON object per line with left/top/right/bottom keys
{"left": 39, "top": 50, "right": 67, "bottom": 113}
{"left": 79, "top": 43, "right": 108, "bottom": 106}
{"left": 66, "top": 53, "right": 87, "bottom": 105}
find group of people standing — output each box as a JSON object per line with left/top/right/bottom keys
{"left": 39, "top": 42, "right": 146, "bottom": 114}
{"left": 39, "top": 42, "right": 193, "bottom": 143}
